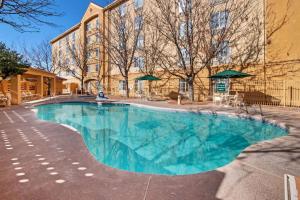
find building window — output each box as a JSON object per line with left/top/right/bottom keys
{"left": 179, "top": 22, "right": 185, "bottom": 39}
{"left": 179, "top": 79, "right": 188, "bottom": 93}
{"left": 179, "top": 48, "right": 190, "bottom": 66}
{"left": 215, "top": 41, "right": 230, "bottom": 64}
{"left": 137, "top": 35, "right": 144, "bottom": 49}
{"left": 134, "top": 57, "right": 144, "bottom": 69}
{"left": 71, "top": 57, "right": 75, "bottom": 65}
{"left": 210, "top": 0, "right": 227, "bottom": 6}
{"left": 134, "top": 80, "right": 144, "bottom": 92}
{"left": 135, "top": 15, "right": 143, "bottom": 31}
{"left": 178, "top": 0, "right": 192, "bottom": 14}
{"left": 72, "top": 43, "right": 76, "bottom": 52}
{"left": 66, "top": 69, "right": 73, "bottom": 76}
{"left": 96, "top": 18, "right": 99, "bottom": 29}
{"left": 59, "top": 40, "right": 61, "bottom": 48}
{"left": 96, "top": 33, "right": 100, "bottom": 43}
{"left": 72, "top": 32, "right": 76, "bottom": 41}
{"left": 119, "top": 4, "right": 126, "bottom": 16}
{"left": 96, "top": 64, "right": 100, "bottom": 72}
{"left": 211, "top": 10, "right": 229, "bottom": 30}
{"left": 86, "top": 22, "right": 92, "bottom": 32}
{"left": 119, "top": 41, "right": 125, "bottom": 50}
{"left": 119, "top": 80, "right": 126, "bottom": 91}
{"left": 95, "top": 48, "right": 99, "bottom": 58}
{"left": 86, "top": 36, "right": 91, "bottom": 45}
{"left": 118, "top": 20, "right": 126, "bottom": 45}
{"left": 87, "top": 51, "right": 92, "bottom": 59}
{"left": 134, "top": 0, "right": 143, "bottom": 9}
{"left": 87, "top": 65, "right": 92, "bottom": 72}
{"left": 119, "top": 20, "right": 126, "bottom": 31}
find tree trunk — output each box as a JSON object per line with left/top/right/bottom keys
{"left": 208, "top": 67, "right": 213, "bottom": 96}
{"left": 81, "top": 78, "right": 84, "bottom": 95}
{"left": 149, "top": 81, "right": 152, "bottom": 97}
{"left": 187, "top": 78, "right": 194, "bottom": 101}
{"left": 125, "top": 76, "right": 129, "bottom": 98}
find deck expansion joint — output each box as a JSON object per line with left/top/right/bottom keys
{"left": 143, "top": 176, "right": 152, "bottom": 200}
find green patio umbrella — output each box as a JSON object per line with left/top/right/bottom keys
{"left": 209, "top": 70, "right": 253, "bottom": 79}
{"left": 209, "top": 70, "right": 254, "bottom": 95}
{"left": 135, "top": 75, "right": 161, "bottom": 98}
{"left": 135, "top": 75, "right": 161, "bottom": 81}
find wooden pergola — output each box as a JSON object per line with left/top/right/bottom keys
{"left": 1, "top": 68, "right": 64, "bottom": 105}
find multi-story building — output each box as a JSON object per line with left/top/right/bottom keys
{"left": 51, "top": 0, "right": 300, "bottom": 105}
{"left": 51, "top": 3, "right": 104, "bottom": 94}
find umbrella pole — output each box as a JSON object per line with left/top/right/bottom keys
{"left": 148, "top": 80, "right": 152, "bottom": 98}
{"left": 228, "top": 78, "right": 230, "bottom": 95}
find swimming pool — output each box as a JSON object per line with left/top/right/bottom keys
{"left": 35, "top": 102, "right": 287, "bottom": 175}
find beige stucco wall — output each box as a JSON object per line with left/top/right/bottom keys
{"left": 50, "top": 0, "right": 300, "bottom": 102}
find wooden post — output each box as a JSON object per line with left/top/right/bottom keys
{"left": 37, "top": 76, "right": 44, "bottom": 98}
{"left": 10, "top": 75, "right": 21, "bottom": 105}
{"left": 50, "top": 77, "right": 57, "bottom": 96}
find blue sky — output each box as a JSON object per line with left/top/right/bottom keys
{"left": 0, "top": 0, "right": 113, "bottom": 50}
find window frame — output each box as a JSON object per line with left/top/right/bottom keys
{"left": 179, "top": 79, "right": 189, "bottom": 93}
{"left": 137, "top": 34, "right": 144, "bottom": 49}
{"left": 119, "top": 80, "right": 126, "bottom": 91}
{"left": 72, "top": 32, "right": 76, "bottom": 41}
{"left": 179, "top": 47, "right": 190, "bottom": 67}
{"left": 134, "top": 56, "right": 145, "bottom": 69}
{"left": 95, "top": 64, "right": 100, "bottom": 72}
{"left": 95, "top": 18, "right": 99, "bottom": 29}
{"left": 213, "top": 40, "right": 230, "bottom": 65}
{"left": 134, "top": 15, "right": 143, "bottom": 31}
{"left": 210, "top": 10, "right": 229, "bottom": 31}
{"left": 134, "top": 80, "right": 144, "bottom": 92}
{"left": 119, "top": 3, "right": 126, "bottom": 17}
{"left": 134, "top": 0, "right": 143, "bottom": 10}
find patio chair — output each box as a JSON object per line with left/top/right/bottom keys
{"left": 284, "top": 174, "right": 299, "bottom": 200}
{"left": 147, "top": 92, "right": 169, "bottom": 101}
{"left": 232, "top": 92, "right": 244, "bottom": 108}
{"left": 136, "top": 90, "right": 146, "bottom": 100}
{"left": 0, "top": 92, "right": 9, "bottom": 106}
{"left": 22, "top": 91, "right": 30, "bottom": 101}
{"left": 213, "top": 94, "right": 226, "bottom": 105}
{"left": 240, "top": 92, "right": 263, "bottom": 115}
{"left": 27, "top": 91, "right": 39, "bottom": 100}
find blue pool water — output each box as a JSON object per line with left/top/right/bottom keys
{"left": 35, "top": 102, "right": 287, "bottom": 175}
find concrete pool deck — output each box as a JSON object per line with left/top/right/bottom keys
{"left": 0, "top": 96, "right": 299, "bottom": 200}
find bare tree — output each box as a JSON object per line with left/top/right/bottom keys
{"left": 57, "top": 36, "right": 91, "bottom": 95}
{"left": 23, "top": 40, "right": 58, "bottom": 73}
{"left": 22, "top": 39, "right": 61, "bottom": 95}
{"left": 0, "top": 0, "right": 60, "bottom": 32}
{"left": 102, "top": 3, "right": 144, "bottom": 98}
{"left": 150, "top": 0, "right": 263, "bottom": 101}
{"left": 138, "top": 18, "right": 169, "bottom": 95}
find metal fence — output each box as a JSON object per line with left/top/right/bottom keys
{"left": 108, "top": 79, "right": 300, "bottom": 107}
{"left": 231, "top": 80, "right": 300, "bottom": 107}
